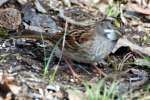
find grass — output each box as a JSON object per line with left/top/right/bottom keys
{"left": 43, "top": 22, "right": 68, "bottom": 82}
{"left": 83, "top": 79, "right": 150, "bottom": 100}
{"left": 106, "top": 3, "right": 120, "bottom": 17}
{"left": 84, "top": 80, "right": 124, "bottom": 100}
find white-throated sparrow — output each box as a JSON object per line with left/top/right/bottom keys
{"left": 51, "top": 20, "right": 119, "bottom": 64}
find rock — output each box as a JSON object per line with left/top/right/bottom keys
{"left": 0, "top": 8, "right": 21, "bottom": 30}
{"left": 22, "top": 4, "right": 61, "bottom": 34}
{"left": 17, "top": 0, "right": 28, "bottom": 5}
{"left": 0, "top": 0, "right": 9, "bottom": 6}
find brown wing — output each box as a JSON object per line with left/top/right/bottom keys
{"left": 51, "top": 26, "right": 95, "bottom": 51}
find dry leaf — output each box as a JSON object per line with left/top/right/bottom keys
{"left": 112, "top": 36, "right": 150, "bottom": 56}
{"left": 127, "top": 2, "right": 150, "bottom": 15}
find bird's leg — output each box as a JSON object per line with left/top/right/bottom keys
{"left": 92, "top": 63, "right": 107, "bottom": 77}
{"left": 89, "top": 63, "right": 107, "bottom": 83}
{"left": 64, "top": 58, "right": 82, "bottom": 81}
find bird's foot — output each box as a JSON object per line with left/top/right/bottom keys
{"left": 64, "top": 58, "right": 82, "bottom": 82}
{"left": 93, "top": 63, "right": 107, "bottom": 77}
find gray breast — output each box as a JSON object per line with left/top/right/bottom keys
{"left": 91, "top": 35, "right": 116, "bottom": 61}
{"left": 61, "top": 35, "right": 116, "bottom": 63}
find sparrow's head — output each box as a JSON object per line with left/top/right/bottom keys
{"left": 96, "top": 20, "right": 120, "bottom": 41}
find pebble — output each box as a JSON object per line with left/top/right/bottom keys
{"left": 0, "top": 8, "right": 21, "bottom": 30}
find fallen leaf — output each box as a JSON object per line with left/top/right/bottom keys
{"left": 112, "top": 36, "right": 150, "bottom": 56}
{"left": 127, "top": 2, "right": 150, "bottom": 15}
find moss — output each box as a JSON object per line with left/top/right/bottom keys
{"left": 0, "top": 28, "right": 8, "bottom": 38}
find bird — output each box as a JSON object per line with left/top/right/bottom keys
{"left": 56, "top": 20, "right": 119, "bottom": 77}
{"left": 53, "top": 20, "right": 119, "bottom": 64}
